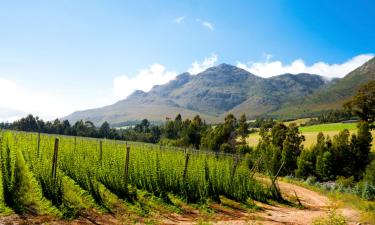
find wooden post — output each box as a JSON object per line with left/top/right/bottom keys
{"left": 230, "top": 155, "right": 240, "bottom": 182}
{"left": 183, "top": 153, "right": 190, "bottom": 180}
{"left": 37, "top": 132, "right": 41, "bottom": 157}
{"left": 269, "top": 162, "right": 284, "bottom": 200}
{"left": 51, "top": 138, "right": 59, "bottom": 183}
{"left": 99, "top": 141, "right": 103, "bottom": 162}
{"left": 204, "top": 159, "right": 209, "bottom": 182}
{"left": 124, "top": 146, "right": 130, "bottom": 187}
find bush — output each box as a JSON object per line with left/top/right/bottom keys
{"left": 312, "top": 209, "right": 347, "bottom": 225}
{"left": 336, "top": 176, "right": 355, "bottom": 189}
{"left": 236, "top": 144, "right": 252, "bottom": 154}
{"left": 219, "top": 143, "right": 232, "bottom": 153}
{"left": 361, "top": 183, "right": 375, "bottom": 200}
{"left": 364, "top": 160, "right": 375, "bottom": 185}
{"left": 305, "top": 176, "right": 317, "bottom": 185}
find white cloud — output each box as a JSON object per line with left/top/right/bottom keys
{"left": 0, "top": 78, "right": 77, "bottom": 121}
{"left": 113, "top": 64, "right": 178, "bottom": 99}
{"left": 196, "top": 19, "right": 214, "bottom": 31}
{"left": 201, "top": 21, "right": 214, "bottom": 31}
{"left": 188, "top": 54, "right": 218, "bottom": 75}
{"left": 237, "top": 54, "right": 374, "bottom": 78}
{"left": 175, "top": 16, "right": 185, "bottom": 24}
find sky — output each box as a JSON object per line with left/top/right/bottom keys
{"left": 0, "top": 0, "right": 374, "bottom": 121}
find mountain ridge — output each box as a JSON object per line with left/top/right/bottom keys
{"left": 64, "top": 58, "right": 374, "bottom": 125}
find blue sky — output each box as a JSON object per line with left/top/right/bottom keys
{"left": 0, "top": 0, "right": 374, "bottom": 121}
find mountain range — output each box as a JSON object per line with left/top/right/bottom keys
{"left": 65, "top": 57, "right": 375, "bottom": 126}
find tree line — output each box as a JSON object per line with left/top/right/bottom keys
{"left": 249, "top": 81, "right": 375, "bottom": 199}
{"left": 0, "top": 113, "right": 251, "bottom": 153}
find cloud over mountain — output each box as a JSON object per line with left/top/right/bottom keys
{"left": 237, "top": 54, "right": 374, "bottom": 78}
{"left": 188, "top": 54, "right": 218, "bottom": 75}
{"left": 113, "top": 64, "right": 178, "bottom": 99}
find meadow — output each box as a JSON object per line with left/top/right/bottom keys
{"left": 247, "top": 122, "right": 375, "bottom": 150}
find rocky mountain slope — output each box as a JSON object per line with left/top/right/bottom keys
{"left": 65, "top": 58, "right": 374, "bottom": 125}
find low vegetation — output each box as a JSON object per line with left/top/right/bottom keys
{"left": 0, "top": 130, "right": 279, "bottom": 218}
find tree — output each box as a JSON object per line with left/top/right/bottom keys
{"left": 99, "top": 121, "right": 111, "bottom": 138}
{"left": 12, "top": 114, "right": 38, "bottom": 131}
{"left": 295, "top": 149, "right": 315, "bottom": 178}
{"left": 281, "top": 124, "right": 305, "bottom": 175}
{"left": 62, "top": 120, "right": 71, "bottom": 135}
{"left": 200, "top": 114, "right": 238, "bottom": 152}
{"left": 349, "top": 121, "right": 373, "bottom": 178}
{"left": 345, "top": 80, "right": 375, "bottom": 129}
{"left": 237, "top": 114, "right": 249, "bottom": 144}
{"left": 271, "top": 123, "right": 288, "bottom": 149}
{"left": 316, "top": 151, "right": 334, "bottom": 181}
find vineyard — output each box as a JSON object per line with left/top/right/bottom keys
{"left": 0, "top": 130, "right": 279, "bottom": 221}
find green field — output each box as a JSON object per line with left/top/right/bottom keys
{"left": 247, "top": 122, "right": 375, "bottom": 150}
{"left": 299, "top": 122, "right": 357, "bottom": 132}
{"left": 0, "top": 130, "right": 277, "bottom": 221}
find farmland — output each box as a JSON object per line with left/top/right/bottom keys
{"left": 247, "top": 122, "right": 375, "bottom": 150}
{"left": 0, "top": 130, "right": 278, "bottom": 223}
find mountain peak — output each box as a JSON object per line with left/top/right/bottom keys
{"left": 211, "top": 63, "right": 238, "bottom": 70}
{"left": 128, "top": 90, "right": 147, "bottom": 98}
{"left": 64, "top": 57, "right": 374, "bottom": 125}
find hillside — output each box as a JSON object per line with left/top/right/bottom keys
{"left": 64, "top": 57, "right": 374, "bottom": 125}
{"left": 65, "top": 64, "right": 328, "bottom": 125}
{"left": 272, "top": 57, "right": 375, "bottom": 117}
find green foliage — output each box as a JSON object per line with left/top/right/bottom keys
{"left": 345, "top": 80, "right": 375, "bottom": 129}
{"left": 364, "top": 160, "right": 375, "bottom": 185}
{"left": 312, "top": 209, "right": 347, "bottom": 225}
{"left": 296, "top": 122, "right": 372, "bottom": 181}
{"left": 299, "top": 122, "right": 357, "bottom": 132}
{"left": 304, "top": 109, "right": 353, "bottom": 126}
{"left": 315, "top": 151, "right": 334, "bottom": 181}
{"left": 295, "top": 149, "right": 315, "bottom": 178}
{"left": 200, "top": 114, "right": 238, "bottom": 152}
{"left": 0, "top": 130, "right": 277, "bottom": 217}
{"left": 254, "top": 123, "right": 304, "bottom": 176}
{"left": 281, "top": 124, "right": 305, "bottom": 174}
{"left": 237, "top": 114, "right": 249, "bottom": 144}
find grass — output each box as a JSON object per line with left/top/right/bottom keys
{"left": 299, "top": 123, "right": 357, "bottom": 132}
{"left": 247, "top": 122, "right": 375, "bottom": 150}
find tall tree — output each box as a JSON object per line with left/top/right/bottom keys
{"left": 99, "top": 121, "right": 111, "bottom": 138}
{"left": 345, "top": 80, "right": 375, "bottom": 129}
{"left": 237, "top": 114, "right": 249, "bottom": 144}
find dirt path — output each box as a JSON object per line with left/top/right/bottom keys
{"left": 162, "top": 180, "right": 361, "bottom": 225}
{"left": 0, "top": 180, "right": 361, "bottom": 225}
{"left": 249, "top": 180, "right": 360, "bottom": 225}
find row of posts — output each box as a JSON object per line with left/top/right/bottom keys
{"left": 45, "top": 136, "right": 239, "bottom": 191}
{"left": 47, "top": 137, "right": 131, "bottom": 187}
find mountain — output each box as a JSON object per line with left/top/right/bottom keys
{"left": 64, "top": 58, "right": 374, "bottom": 125}
{"left": 272, "top": 57, "right": 375, "bottom": 117}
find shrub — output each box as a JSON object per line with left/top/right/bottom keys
{"left": 305, "top": 176, "right": 317, "bottom": 186}
{"left": 336, "top": 176, "right": 355, "bottom": 189}
{"left": 364, "top": 160, "right": 375, "bottom": 185}
{"left": 360, "top": 183, "right": 375, "bottom": 200}
{"left": 312, "top": 209, "right": 347, "bottom": 225}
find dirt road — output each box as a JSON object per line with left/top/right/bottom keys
{"left": 0, "top": 180, "right": 361, "bottom": 225}
{"left": 163, "top": 180, "right": 360, "bottom": 225}
{"left": 248, "top": 180, "right": 360, "bottom": 225}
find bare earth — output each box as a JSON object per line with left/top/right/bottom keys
{"left": 0, "top": 180, "right": 361, "bottom": 225}
{"left": 162, "top": 180, "right": 360, "bottom": 225}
